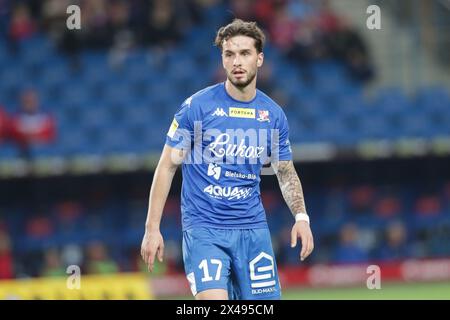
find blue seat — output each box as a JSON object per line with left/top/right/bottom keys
{"left": 123, "top": 105, "right": 153, "bottom": 127}
{"left": 375, "top": 87, "right": 411, "bottom": 113}
{"left": 40, "top": 61, "right": 71, "bottom": 89}
{"left": 28, "top": 144, "right": 62, "bottom": 158}
{"left": 79, "top": 107, "right": 111, "bottom": 127}
{"left": 400, "top": 112, "right": 432, "bottom": 138}
{"left": 203, "top": 3, "right": 229, "bottom": 28}
{"left": 103, "top": 83, "right": 134, "bottom": 107}
{"left": 0, "top": 65, "right": 27, "bottom": 92}
{"left": 415, "top": 86, "right": 450, "bottom": 109}
{"left": 57, "top": 128, "right": 90, "bottom": 155}
{"left": 0, "top": 143, "right": 20, "bottom": 159}
{"left": 359, "top": 114, "right": 392, "bottom": 140}
{"left": 97, "top": 126, "right": 133, "bottom": 154}
{"left": 19, "top": 33, "right": 55, "bottom": 65}
{"left": 59, "top": 84, "right": 90, "bottom": 108}
{"left": 167, "top": 58, "right": 196, "bottom": 82}
{"left": 0, "top": 38, "right": 10, "bottom": 62}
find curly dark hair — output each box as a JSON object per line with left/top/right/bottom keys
{"left": 215, "top": 19, "right": 266, "bottom": 53}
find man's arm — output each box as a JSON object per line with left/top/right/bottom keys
{"left": 275, "top": 160, "right": 314, "bottom": 261}
{"left": 141, "top": 144, "right": 186, "bottom": 271}
{"left": 276, "top": 160, "right": 307, "bottom": 217}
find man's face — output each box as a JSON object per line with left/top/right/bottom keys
{"left": 222, "top": 35, "right": 263, "bottom": 89}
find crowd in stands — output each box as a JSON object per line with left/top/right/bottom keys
{"left": 0, "top": 0, "right": 448, "bottom": 281}
{"left": 0, "top": 0, "right": 379, "bottom": 160}
{"left": 0, "top": 89, "right": 56, "bottom": 159}
{"left": 229, "top": 0, "right": 374, "bottom": 83}
{"left": 1, "top": 181, "right": 449, "bottom": 279}
{"left": 2, "top": 0, "right": 373, "bottom": 76}
{"left": 3, "top": 0, "right": 211, "bottom": 68}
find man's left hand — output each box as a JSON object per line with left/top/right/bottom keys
{"left": 291, "top": 221, "right": 314, "bottom": 261}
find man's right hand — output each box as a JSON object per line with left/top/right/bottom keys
{"left": 140, "top": 230, "right": 164, "bottom": 272}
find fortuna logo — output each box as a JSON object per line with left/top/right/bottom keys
{"left": 207, "top": 163, "right": 221, "bottom": 180}
{"left": 212, "top": 108, "right": 228, "bottom": 117}
{"left": 208, "top": 133, "right": 265, "bottom": 159}
{"left": 229, "top": 107, "right": 255, "bottom": 119}
{"left": 257, "top": 110, "right": 270, "bottom": 122}
{"left": 203, "top": 185, "right": 252, "bottom": 200}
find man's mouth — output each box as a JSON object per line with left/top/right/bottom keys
{"left": 232, "top": 70, "right": 246, "bottom": 77}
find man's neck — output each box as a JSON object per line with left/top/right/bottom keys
{"left": 225, "top": 79, "right": 256, "bottom": 102}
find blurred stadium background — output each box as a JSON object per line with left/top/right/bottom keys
{"left": 0, "top": 0, "right": 450, "bottom": 300}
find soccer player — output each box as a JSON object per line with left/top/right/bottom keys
{"left": 141, "top": 19, "right": 313, "bottom": 300}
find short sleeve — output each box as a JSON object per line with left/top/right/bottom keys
{"left": 274, "top": 110, "right": 292, "bottom": 161}
{"left": 165, "top": 98, "right": 194, "bottom": 150}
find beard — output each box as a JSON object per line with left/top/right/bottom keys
{"left": 227, "top": 68, "right": 257, "bottom": 89}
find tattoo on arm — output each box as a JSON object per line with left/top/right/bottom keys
{"left": 275, "top": 160, "right": 307, "bottom": 217}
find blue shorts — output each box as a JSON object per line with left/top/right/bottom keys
{"left": 182, "top": 227, "right": 281, "bottom": 300}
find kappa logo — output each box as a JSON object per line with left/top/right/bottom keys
{"left": 212, "top": 108, "right": 228, "bottom": 117}
{"left": 186, "top": 272, "right": 197, "bottom": 296}
{"left": 286, "top": 139, "right": 292, "bottom": 153}
{"left": 207, "top": 163, "right": 221, "bottom": 180}
{"left": 257, "top": 110, "right": 270, "bottom": 122}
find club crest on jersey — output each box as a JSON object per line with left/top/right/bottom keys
{"left": 212, "top": 108, "right": 228, "bottom": 117}
{"left": 257, "top": 110, "right": 270, "bottom": 122}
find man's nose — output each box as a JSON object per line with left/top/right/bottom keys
{"left": 233, "top": 55, "right": 242, "bottom": 66}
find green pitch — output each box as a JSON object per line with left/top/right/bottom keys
{"left": 282, "top": 281, "right": 450, "bottom": 300}
{"left": 166, "top": 281, "right": 450, "bottom": 300}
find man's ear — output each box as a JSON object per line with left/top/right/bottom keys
{"left": 257, "top": 52, "right": 264, "bottom": 68}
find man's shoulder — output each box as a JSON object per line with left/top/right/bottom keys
{"left": 256, "top": 89, "right": 286, "bottom": 116}
{"left": 183, "top": 83, "right": 223, "bottom": 108}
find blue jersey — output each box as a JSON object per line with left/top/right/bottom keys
{"left": 165, "top": 82, "right": 292, "bottom": 230}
